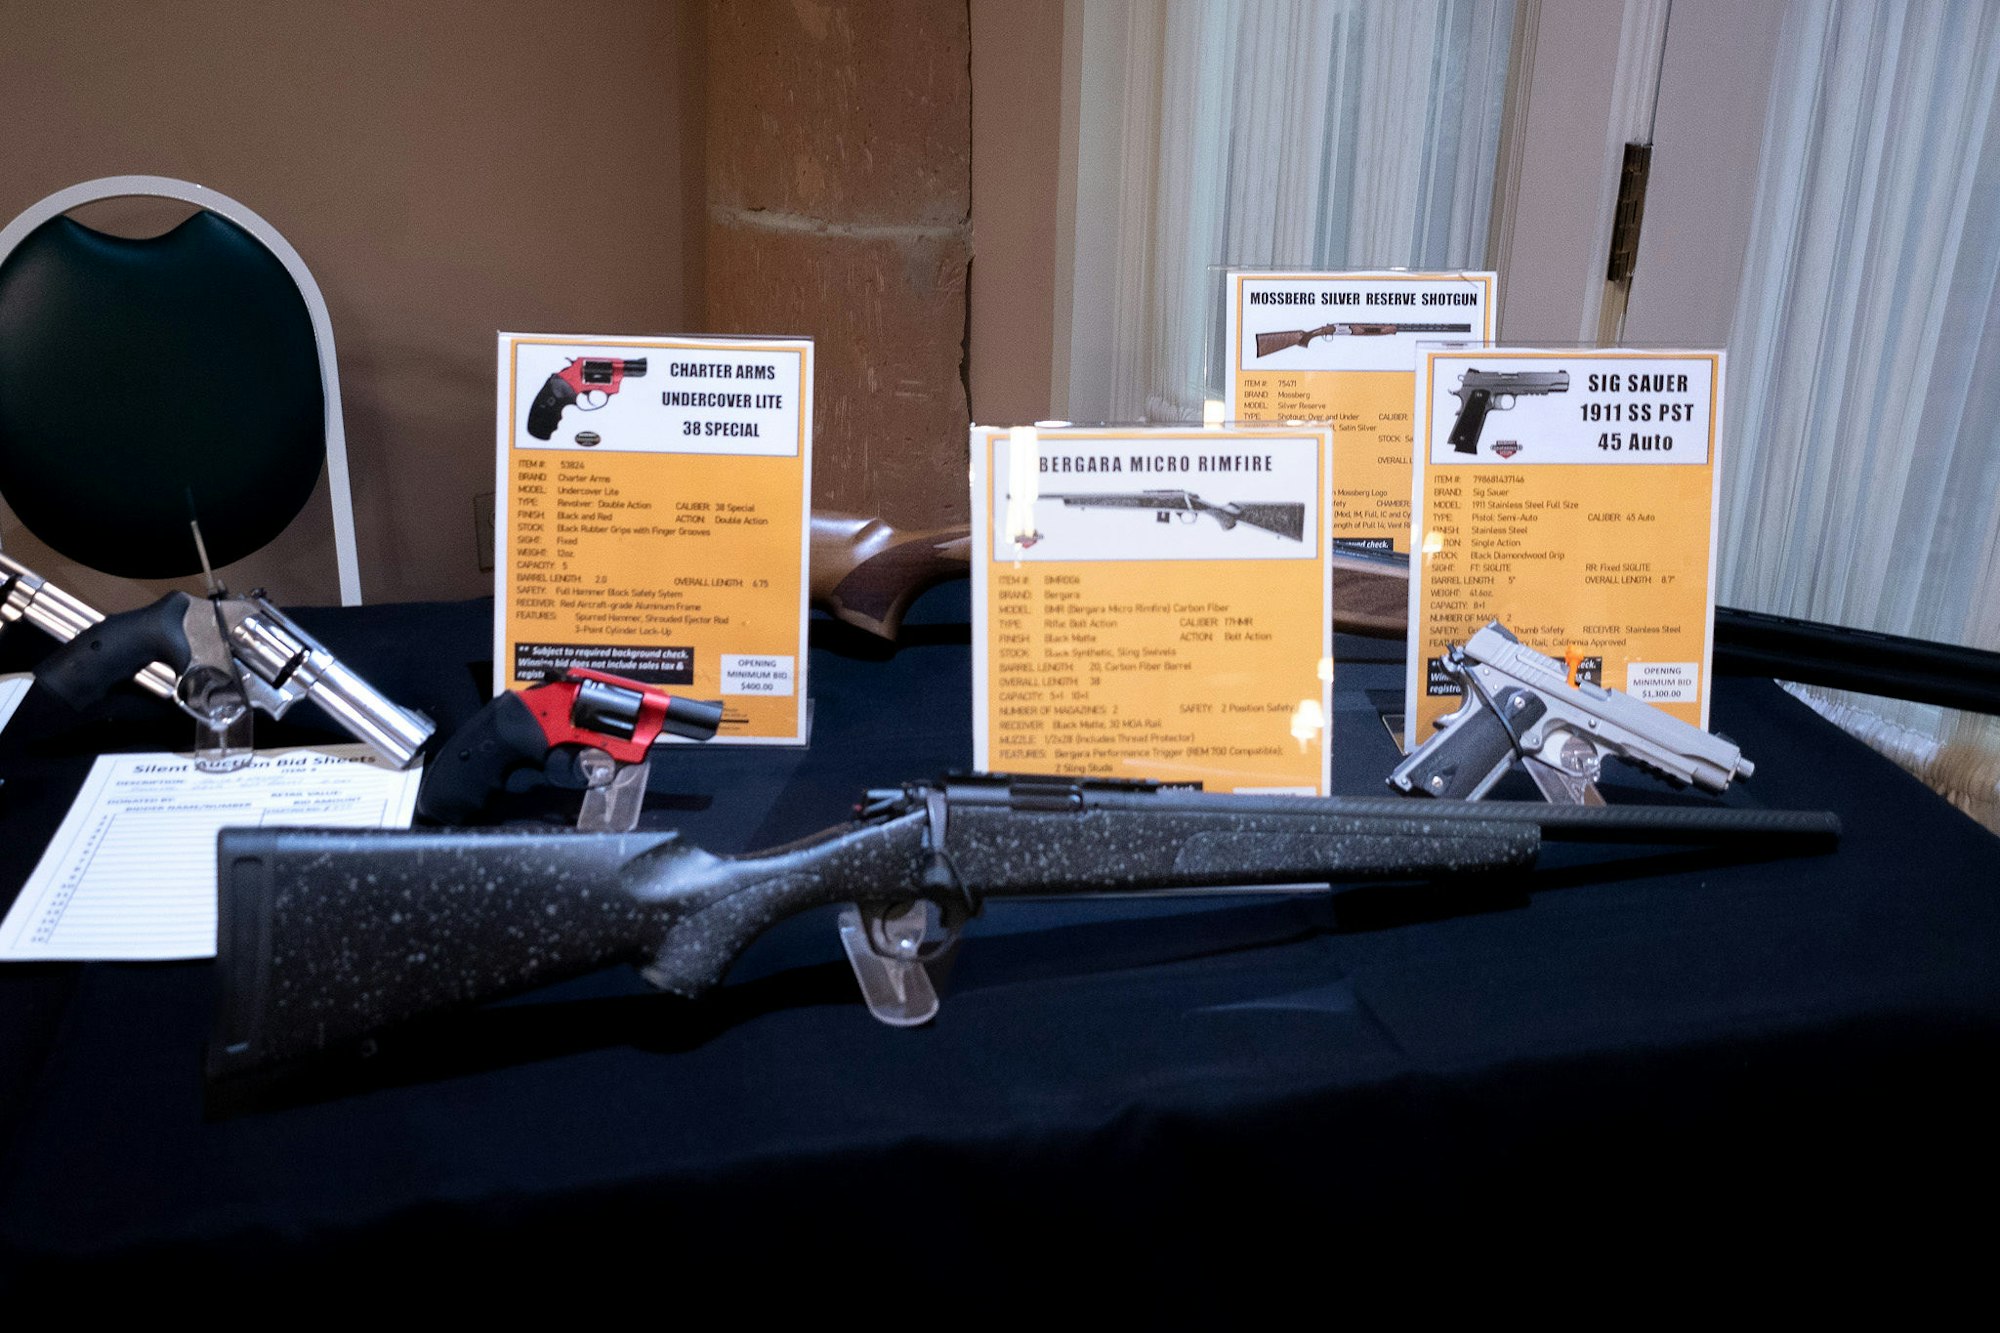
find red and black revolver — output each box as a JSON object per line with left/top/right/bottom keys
{"left": 526, "top": 357, "right": 647, "bottom": 440}
{"left": 418, "top": 669, "right": 722, "bottom": 830}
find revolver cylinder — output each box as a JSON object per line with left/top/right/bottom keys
{"left": 230, "top": 596, "right": 434, "bottom": 770}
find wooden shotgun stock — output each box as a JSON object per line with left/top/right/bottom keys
{"left": 808, "top": 512, "right": 1405, "bottom": 639}
{"left": 809, "top": 510, "right": 2000, "bottom": 712}
{"left": 808, "top": 514, "right": 974, "bottom": 640}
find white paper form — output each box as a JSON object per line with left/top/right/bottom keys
{"left": 0, "top": 674, "right": 28, "bottom": 736}
{"left": 0, "top": 744, "right": 421, "bottom": 961}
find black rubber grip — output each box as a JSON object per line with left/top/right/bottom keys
{"left": 35, "top": 591, "right": 193, "bottom": 710}
{"left": 416, "top": 691, "right": 555, "bottom": 825}
{"left": 525, "top": 374, "right": 577, "bottom": 441}
{"left": 1448, "top": 387, "right": 1492, "bottom": 453}
{"left": 1397, "top": 691, "right": 1545, "bottom": 799}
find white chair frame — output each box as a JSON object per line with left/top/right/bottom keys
{"left": 0, "top": 175, "right": 363, "bottom": 604}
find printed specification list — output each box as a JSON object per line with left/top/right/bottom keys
{"left": 973, "top": 426, "right": 1333, "bottom": 794}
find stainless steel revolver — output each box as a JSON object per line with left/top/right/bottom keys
{"left": 13, "top": 548, "right": 431, "bottom": 770}
{"left": 1389, "top": 621, "right": 1753, "bottom": 805}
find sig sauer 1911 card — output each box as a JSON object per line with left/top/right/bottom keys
{"left": 1407, "top": 347, "right": 1724, "bottom": 740}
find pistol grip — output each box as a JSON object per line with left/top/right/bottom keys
{"left": 35, "top": 592, "right": 194, "bottom": 711}
{"left": 416, "top": 691, "right": 557, "bottom": 824}
{"left": 1392, "top": 688, "right": 1548, "bottom": 800}
{"left": 1448, "top": 388, "right": 1493, "bottom": 454}
{"left": 525, "top": 374, "right": 578, "bottom": 441}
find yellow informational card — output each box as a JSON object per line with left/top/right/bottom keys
{"left": 971, "top": 425, "right": 1334, "bottom": 794}
{"left": 494, "top": 332, "right": 812, "bottom": 744}
{"left": 1222, "top": 270, "right": 1495, "bottom": 554}
{"left": 1407, "top": 348, "right": 1725, "bottom": 740}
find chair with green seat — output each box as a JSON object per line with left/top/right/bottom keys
{"left": 0, "top": 175, "right": 362, "bottom": 604}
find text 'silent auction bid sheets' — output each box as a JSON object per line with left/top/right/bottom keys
{"left": 971, "top": 425, "right": 1334, "bottom": 795}
{"left": 496, "top": 333, "right": 812, "bottom": 743}
{"left": 1407, "top": 348, "right": 1725, "bottom": 740}
{"left": 0, "top": 745, "right": 421, "bottom": 961}
{"left": 1223, "top": 270, "right": 1495, "bottom": 554}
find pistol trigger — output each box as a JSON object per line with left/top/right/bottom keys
{"left": 575, "top": 747, "right": 617, "bottom": 788}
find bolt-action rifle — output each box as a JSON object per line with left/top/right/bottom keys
{"left": 210, "top": 773, "right": 1840, "bottom": 1075}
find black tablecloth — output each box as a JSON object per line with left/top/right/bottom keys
{"left": 2, "top": 588, "right": 1997, "bottom": 1296}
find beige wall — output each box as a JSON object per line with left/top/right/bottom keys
{"left": 0, "top": 1, "right": 1067, "bottom": 606}
{"left": 0, "top": 0, "right": 692, "bottom": 605}
{"left": 968, "top": 0, "right": 1065, "bottom": 425}
{"left": 705, "top": 0, "right": 973, "bottom": 529}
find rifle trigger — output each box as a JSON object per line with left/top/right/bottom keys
{"left": 922, "top": 785, "right": 979, "bottom": 914}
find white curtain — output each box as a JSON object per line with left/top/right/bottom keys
{"left": 1104, "top": 0, "right": 1516, "bottom": 422}
{"left": 1723, "top": 0, "right": 2000, "bottom": 829}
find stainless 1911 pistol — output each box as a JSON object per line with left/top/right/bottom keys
{"left": 1390, "top": 621, "right": 1753, "bottom": 805}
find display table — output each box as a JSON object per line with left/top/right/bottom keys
{"left": 2, "top": 588, "right": 1996, "bottom": 1294}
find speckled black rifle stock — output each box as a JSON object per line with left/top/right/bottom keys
{"left": 210, "top": 774, "right": 1840, "bottom": 1075}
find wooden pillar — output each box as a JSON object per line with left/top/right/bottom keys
{"left": 705, "top": 0, "right": 972, "bottom": 526}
